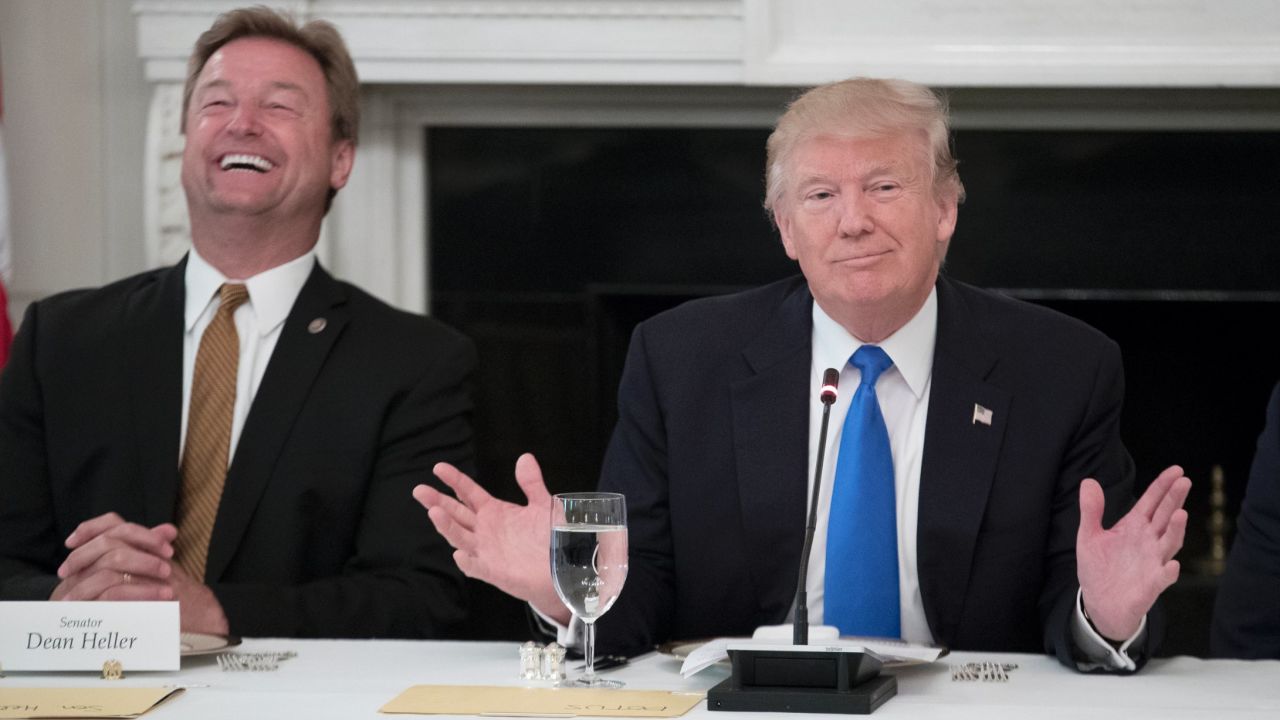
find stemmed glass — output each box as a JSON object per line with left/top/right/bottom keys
{"left": 550, "top": 492, "right": 628, "bottom": 688}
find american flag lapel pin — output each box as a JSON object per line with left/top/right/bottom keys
{"left": 972, "top": 404, "right": 993, "bottom": 426}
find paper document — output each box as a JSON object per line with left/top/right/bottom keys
{"left": 0, "top": 687, "right": 182, "bottom": 719}
{"left": 679, "top": 636, "right": 944, "bottom": 678}
{"left": 380, "top": 685, "right": 704, "bottom": 718}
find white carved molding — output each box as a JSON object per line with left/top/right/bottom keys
{"left": 325, "top": 90, "right": 425, "bottom": 311}
{"left": 135, "top": 1, "right": 745, "bottom": 84}
{"left": 742, "top": 0, "right": 1280, "bottom": 87}
{"left": 137, "top": 0, "right": 1280, "bottom": 87}
{"left": 143, "top": 83, "right": 191, "bottom": 268}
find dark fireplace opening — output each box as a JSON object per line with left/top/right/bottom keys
{"left": 428, "top": 125, "right": 1280, "bottom": 653}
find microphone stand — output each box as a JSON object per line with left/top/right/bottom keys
{"left": 708, "top": 368, "right": 897, "bottom": 714}
{"left": 793, "top": 368, "right": 839, "bottom": 647}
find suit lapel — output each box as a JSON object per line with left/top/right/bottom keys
{"left": 125, "top": 260, "right": 186, "bottom": 527}
{"left": 917, "top": 276, "right": 1010, "bottom": 645}
{"left": 730, "top": 279, "right": 813, "bottom": 622}
{"left": 205, "top": 264, "right": 349, "bottom": 582}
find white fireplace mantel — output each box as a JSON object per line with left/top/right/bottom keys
{"left": 137, "top": 1, "right": 1280, "bottom": 88}
{"left": 134, "top": 0, "right": 1280, "bottom": 311}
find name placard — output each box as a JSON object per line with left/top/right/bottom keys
{"left": 0, "top": 602, "right": 179, "bottom": 671}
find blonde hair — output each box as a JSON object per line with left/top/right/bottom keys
{"left": 764, "top": 77, "right": 964, "bottom": 219}
{"left": 181, "top": 5, "right": 359, "bottom": 145}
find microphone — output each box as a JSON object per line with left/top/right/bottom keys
{"left": 707, "top": 367, "right": 897, "bottom": 714}
{"left": 819, "top": 368, "right": 840, "bottom": 405}
{"left": 794, "top": 368, "right": 840, "bottom": 646}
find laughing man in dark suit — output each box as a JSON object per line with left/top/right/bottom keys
{"left": 415, "top": 78, "right": 1189, "bottom": 671}
{"left": 0, "top": 7, "right": 472, "bottom": 639}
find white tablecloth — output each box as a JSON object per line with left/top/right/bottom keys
{"left": 4, "top": 639, "right": 1279, "bottom": 719}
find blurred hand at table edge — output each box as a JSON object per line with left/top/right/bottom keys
{"left": 1077, "top": 465, "right": 1191, "bottom": 641}
{"left": 168, "top": 562, "right": 230, "bottom": 636}
{"left": 51, "top": 511, "right": 229, "bottom": 635}
{"left": 413, "top": 453, "right": 569, "bottom": 625}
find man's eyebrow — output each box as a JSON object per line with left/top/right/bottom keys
{"left": 196, "top": 78, "right": 231, "bottom": 93}
{"left": 795, "top": 173, "right": 834, "bottom": 187}
{"left": 794, "top": 164, "right": 900, "bottom": 187}
{"left": 863, "top": 163, "right": 898, "bottom": 177}
{"left": 265, "top": 81, "right": 308, "bottom": 95}
{"left": 195, "top": 79, "right": 308, "bottom": 95}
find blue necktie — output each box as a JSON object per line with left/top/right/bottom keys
{"left": 824, "top": 345, "right": 900, "bottom": 638}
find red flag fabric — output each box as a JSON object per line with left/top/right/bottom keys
{"left": 0, "top": 51, "right": 12, "bottom": 369}
{"left": 0, "top": 282, "right": 12, "bottom": 370}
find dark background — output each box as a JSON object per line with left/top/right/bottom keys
{"left": 428, "top": 126, "right": 1280, "bottom": 655}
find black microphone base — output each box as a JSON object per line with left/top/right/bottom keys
{"left": 708, "top": 674, "right": 896, "bottom": 715}
{"left": 706, "top": 648, "right": 897, "bottom": 715}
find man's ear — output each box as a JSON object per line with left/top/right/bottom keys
{"left": 329, "top": 139, "right": 355, "bottom": 191}
{"left": 934, "top": 190, "right": 958, "bottom": 250}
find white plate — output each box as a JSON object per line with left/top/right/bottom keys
{"left": 181, "top": 632, "right": 241, "bottom": 657}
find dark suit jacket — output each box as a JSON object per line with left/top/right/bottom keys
{"left": 595, "top": 274, "right": 1150, "bottom": 669}
{"left": 1211, "top": 381, "right": 1280, "bottom": 658}
{"left": 0, "top": 258, "right": 473, "bottom": 638}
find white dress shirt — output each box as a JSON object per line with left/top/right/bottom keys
{"left": 805, "top": 288, "right": 937, "bottom": 645}
{"left": 180, "top": 247, "right": 316, "bottom": 464}
{"left": 806, "top": 289, "right": 1143, "bottom": 669}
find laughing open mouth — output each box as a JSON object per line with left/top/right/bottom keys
{"left": 219, "top": 153, "right": 275, "bottom": 173}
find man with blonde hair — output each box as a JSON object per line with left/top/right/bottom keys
{"left": 418, "top": 77, "right": 1188, "bottom": 671}
{"left": 0, "top": 7, "right": 472, "bottom": 639}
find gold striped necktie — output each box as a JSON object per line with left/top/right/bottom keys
{"left": 174, "top": 282, "right": 250, "bottom": 581}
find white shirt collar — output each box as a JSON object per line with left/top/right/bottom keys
{"left": 183, "top": 246, "right": 317, "bottom": 335}
{"left": 811, "top": 286, "right": 938, "bottom": 399}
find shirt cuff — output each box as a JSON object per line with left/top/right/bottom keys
{"left": 1071, "top": 587, "right": 1147, "bottom": 672}
{"left": 530, "top": 603, "right": 581, "bottom": 648}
